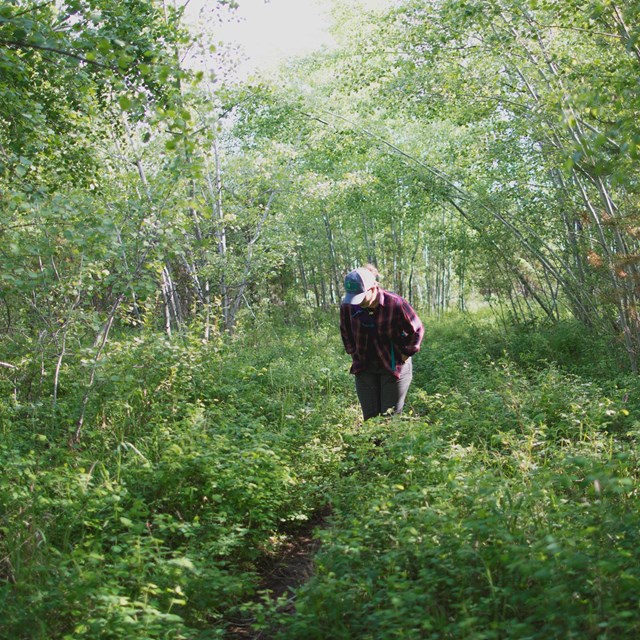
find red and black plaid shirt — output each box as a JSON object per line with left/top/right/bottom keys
{"left": 340, "top": 289, "right": 424, "bottom": 378}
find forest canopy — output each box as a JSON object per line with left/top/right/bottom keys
{"left": 2, "top": 0, "right": 640, "bottom": 366}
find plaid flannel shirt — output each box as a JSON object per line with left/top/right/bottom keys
{"left": 340, "top": 289, "right": 424, "bottom": 378}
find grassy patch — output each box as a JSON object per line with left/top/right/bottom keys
{"left": 282, "top": 314, "right": 640, "bottom": 640}
{"left": 1, "top": 312, "right": 639, "bottom": 638}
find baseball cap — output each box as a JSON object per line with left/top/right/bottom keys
{"left": 342, "top": 267, "right": 377, "bottom": 305}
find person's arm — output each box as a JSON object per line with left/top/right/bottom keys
{"left": 397, "top": 299, "right": 424, "bottom": 358}
{"left": 340, "top": 304, "right": 356, "bottom": 354}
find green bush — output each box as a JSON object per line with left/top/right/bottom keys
{"left": 3, "top": 312, "right": 640, "bottom": 639}
{"left": 281, "top": 314, "right": 640, "bottom": 640}
{"left": 0, "top": 320, "right": 351, "bottom": 638}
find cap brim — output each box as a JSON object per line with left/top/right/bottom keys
{"left": 343, "top": 291, "right": 367, "bottom": 305}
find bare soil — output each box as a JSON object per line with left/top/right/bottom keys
{"left": 226, "top": 505, "right": 331, "bottom": 639}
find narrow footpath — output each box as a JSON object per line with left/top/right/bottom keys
{"left": 226, "top": 506, "right": 332, "bottom": 639}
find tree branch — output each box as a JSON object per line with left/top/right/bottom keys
{"left": 9, "top": 0, "right": 56, "bottom": 20}
{"left": 0, "top": 38, "right": 112, "bottom": 70}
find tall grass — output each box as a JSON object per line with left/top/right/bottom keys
{"left": 1, "top": 311, "right": 639, "bottom": 638}
{"left": 283, "top": 314, "right": 640, "bottom": 639}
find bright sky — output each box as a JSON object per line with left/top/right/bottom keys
{"left": 184, "top": 0, "right": 387, "bottom": 79}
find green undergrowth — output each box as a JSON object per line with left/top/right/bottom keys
{"left": 1, "top": 312, "right": 640, "bottom": 639}
{"left": 0, "top": 319, "right": 353, "bottom": 639}
{"left": 281, "top": 315, "right": 640, "bottom": 639}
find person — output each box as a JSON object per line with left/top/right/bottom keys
{"left": 340, "top": 264, "right": 424, "bottom": 420}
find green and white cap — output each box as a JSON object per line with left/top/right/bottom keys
{"left": 343, "top": 267, "right": 376, "bottom": 305}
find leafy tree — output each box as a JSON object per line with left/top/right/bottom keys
{"left": 0, "top": 0, "right": 203, "bottom": 434}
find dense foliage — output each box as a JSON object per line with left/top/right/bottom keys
{"left": 4, "top": 0, "right": 640, "bottom": 368}
{"left": 286, "top": 316, "right": 640, "bottom": 639}
{"left": 0, "top": 313, "right": 351, "bottom": 638}
{"left": 2, "top": 0, "right": 640, "bottom": 638}
{"left": 2, "top": 312, "right": 639, "bottom": 638}
{"left": 222, "top": 0, "right": 640, "bottom": 364}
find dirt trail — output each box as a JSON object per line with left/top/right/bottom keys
{"left": 226, "top": 505, "right": 331, "bottom": 639}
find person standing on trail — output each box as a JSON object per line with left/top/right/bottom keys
{"left": 340, "top": 264, "right": 424, "bottom": 420}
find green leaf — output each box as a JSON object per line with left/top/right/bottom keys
{"left": 168, "top": 556, "right": 196, "bottom": 571}
{"left": 97, "top": 38, "right": 111, "bottom": 54}
{"left": 117, "top": 55, "right": 132, "bottom": 70}
{"left": 118, "top": 95, "right": 132, "bottom": 111}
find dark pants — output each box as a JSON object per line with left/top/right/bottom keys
{"left": 354, "top": 358, "right": 413, "bottom": 420}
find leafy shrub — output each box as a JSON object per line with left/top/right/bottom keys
{"left": 281, "top": 314, "right": 640, "bottom": 640}
{"left": 3, "top": 312, "right": 640, "bottom": 639}
{"left": 0, "top": 321, "right": 350, "bottom": 638}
